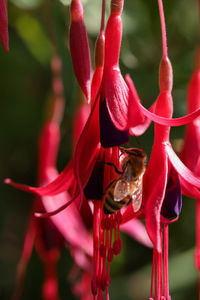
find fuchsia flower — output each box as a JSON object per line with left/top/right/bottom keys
{"left": 12, "top": 57, "right": 93, "bottom": 300}
{"left": 6, "top": 1, "right": 200, "bottom": 299}
{"left": 0, "top": 0, "right": 9, "bottom": 52}
{"left": 124, "top": 1, "right": 200, "bottom": 299}
{"left": 179, "top": 46, "right": 200, "bottom": 297}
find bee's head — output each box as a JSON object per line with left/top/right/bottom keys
{"left": 121, "top": 147, "right": 147, "bottom": 163}
{"left": 120, "top": 147, "right": 147, "bottom": 176}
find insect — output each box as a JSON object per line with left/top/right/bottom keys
{"left": 103, "top": 147, "right": 147, "bottom": 215}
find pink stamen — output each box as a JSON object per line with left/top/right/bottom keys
{"left": 154, "top": 250, "right": 157, "bottom": 300}
{"left": 163, "top": 224, "right": 169, "bottom": 299}
{"left": 149, "top": 224, "right": 171, "bottom": 300}
{"left": 97, "top": 289, "right": 104, "bottom": 300}
{"left": 106, "top": 286, "right": 110, "bottom": 300}
{"left": 150, "top": 249, "right": 155, "bottom": 298}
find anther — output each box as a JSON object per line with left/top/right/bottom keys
{"left": 113, "top": 238, "right": 122, "bottom": 255}
{"left": 101, "top": 217, "right": 106, "bottom": 230}
{"left": 116, "top": 211, "right": 122, "bottom": 225}
{"left": 105, "top": 216, "right": 111, "bottom": 230}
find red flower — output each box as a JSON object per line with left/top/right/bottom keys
{"left": 69, "top": 0, "right": 91, "bottom": 102}
{"left": 179, "top": 47, "right": 200, "bottom": 296}
{"left": 0, "top": 0, "right": 9, "bottom": 52}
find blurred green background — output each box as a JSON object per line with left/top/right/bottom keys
{"left": 0, "top": 0, "right": 199, "bottom": 299}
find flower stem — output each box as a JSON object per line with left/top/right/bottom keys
{"left": 158, "top": 0, "right": 168, "bottom": 58}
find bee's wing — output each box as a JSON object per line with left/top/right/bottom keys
{"left": 131, "top": 177, "right": 143, "bottom": 212}
{"left": 113, "top": 178, "right": 132, "bottom": 202}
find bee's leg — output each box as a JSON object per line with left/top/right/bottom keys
{"left": 103, "top": 162, "right": 123, "bottom": 174}
{"left": 94, "top": 159, "right": 123, "bottom": 174}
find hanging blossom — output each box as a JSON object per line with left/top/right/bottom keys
{"left": 5, "top": 2, "right": 153, "bottom": 298}
{"left": 0, "top": 0, "right": 9, "bottom": 52}
{"left": 122, "top": 1, "right": 200, "bottom": 299}
{"left": 11, "top": 56, "right": 93, "bottom": 300}
{"left": 5, "top": 0, "right": 200, "bottom": 298}
{"left": 179, "top": 44, "right": 200, "bottom": 297}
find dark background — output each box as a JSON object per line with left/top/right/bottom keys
{"left": 0, "top": 0, "right": 198, "bottom": 299}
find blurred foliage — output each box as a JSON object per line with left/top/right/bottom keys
{"left": 0, "top": 0, "right": 199, "bottom": 299}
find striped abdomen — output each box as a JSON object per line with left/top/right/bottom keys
{"left": 103, "top": 180, "right": 130, "bottom": 215}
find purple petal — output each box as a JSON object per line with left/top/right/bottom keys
{"left": 99, "top": 97, "right": 129, "bottom": 148}
{"left": 161, "top": 164, "right": 182, "bottom": 219}
{"left": 84, "top": 160, "right": 104, "bottom": 200}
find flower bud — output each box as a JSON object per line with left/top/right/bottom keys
{"left": 159, "top": 57, "right": 173, "bottom": 92}
{"left": 0, "top": 0, "right": 9, "bottom": 52}
{"left": 69, "top": 0, "right": 91, "bottom": 101}
{"left": 111, "top": 0, "right": 124, "bottom": 15}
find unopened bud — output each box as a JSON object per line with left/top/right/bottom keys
{"left": 70, "top": 0, "right": 83, "bottom": 22}
{"left": 159, "top": 57, "right": 173, "bottom": 92}
{"left": 69, "top": 0, "right": 91, "bottom": 101}
{"left": 95, "top": 33, "right": 105, "bottom": 68}
{"left": 111, "top": 0, "right": 124, "bottom": 15}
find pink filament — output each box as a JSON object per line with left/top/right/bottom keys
{"left": 150, "top": 224, "right": 170, "bottom": 299}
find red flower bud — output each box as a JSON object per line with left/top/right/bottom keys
{"left": 0, "top": 0, "right": 9, "bottom": 52}
{"left": 69, "top": 0, "right": 91, "bottom": 102}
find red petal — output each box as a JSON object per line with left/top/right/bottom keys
{"left": 69, "top": 0, "right": 91, "bottom": 101}
{"left": 104, "top": 68, "right": 129, "bottom": 131}
{"left": 121, "top": 204, "right": 141, "bottom": 224}
{"left": 166, "top": 144, "right": 200, "bottom": 188}
{"left": 120, "top": 218, "right": 153, "bottom": 248}
{"left": 0, "top": 0, "right": 9, "bottom": 52}
{"left": 74, "top": 94, "right": 101, "bottom": 207}
{"left": 42, "top": 171, "right": 92, "bottom": 256}
{"left": 143, "top": 144, "right": 168, "bottom": 252}
{"left": 38, "top": 122, "right": 60, "bottom": 180}
{"left": 180, "top": 177, "right": 200, "bottom": 200}
{"left": 72, "top": 103, "right": 90, "bottom": 152}
{"left": 126, "top": 74, "right": 200, "bottom": 127}
{"left": 5, "top": 159, "right": 74, "bottom": 196}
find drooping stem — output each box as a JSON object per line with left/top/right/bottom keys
{"left": 158, "top": 0, "right": 168, "bottom": 58}
{"left": 198, "top": 0, "right": 200, "bottom": 41}
{"left": 100, "top": 0, "right": 106, "bottom": 34}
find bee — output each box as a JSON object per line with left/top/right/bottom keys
{"left": 103, "top": 148, "right": 147, "bottom": 215}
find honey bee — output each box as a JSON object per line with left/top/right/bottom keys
{"left": 103, "top": 148, "right": 147, "bottom": 215}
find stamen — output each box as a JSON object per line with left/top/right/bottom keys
{"left": 150, "top": 249, "right": 155, "bottom": 298}
{"left": 163, "top": 224, "right": 170, "bottom": 299}
{"left": 97, "top": 289, "right": 104, "bottom": 300}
